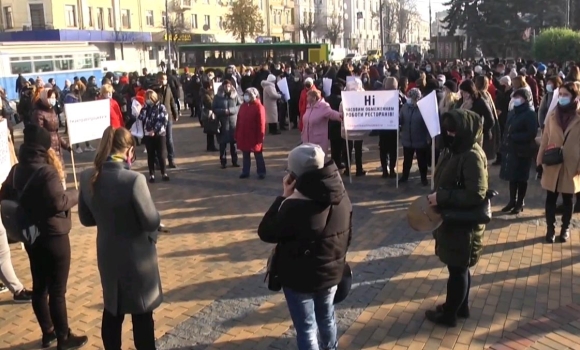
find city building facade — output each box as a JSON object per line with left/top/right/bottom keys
{"left": 343, "top": 0, "right": 381, "bottom": 53}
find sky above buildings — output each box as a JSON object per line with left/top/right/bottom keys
{"left": 415, "top": 0, "right": 447, "bottom": 21}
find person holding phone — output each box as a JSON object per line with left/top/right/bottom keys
{"left": 257, "top": 143, "right": 353, "bottom": 350}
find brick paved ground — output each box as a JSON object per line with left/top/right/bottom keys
{"left": 1, "top": 115, "right": 579, "bottom": 350}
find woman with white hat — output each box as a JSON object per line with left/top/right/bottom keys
{"left": 261, "top": 74, "right": 282, "bottom": 135}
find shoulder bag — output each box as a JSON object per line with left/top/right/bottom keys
{"left": 1, "top": 165, "right": 47, "bottom": 245}
{"left": 542, "top": 131, "right": 569, "bottom": 166}
{"left": 439, "top": 154, "right": 497, "bottom": 225}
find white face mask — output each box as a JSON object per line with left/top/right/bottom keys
{"left": 106, "top": 93, "right": 113, "bottom": 99}
{"left": 48, "top": 99, "right": 56, "bottom": 106}
{"left": 146, "top": 99, "right": 153, "bottom": 105}
{"left": 243, "top": 94, "right": 250, "bottom": 103}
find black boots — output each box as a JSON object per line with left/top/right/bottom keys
{"left": 57, "top": 329, "right": 87, "bottom": 350}
{"left": 268, "top": 123, "right": 281, "bottom": 135}
{"left": 502, "top": 181, "right": 526, "bottom": 214}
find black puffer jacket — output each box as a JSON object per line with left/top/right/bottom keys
{"left": 257, "top": 162, "right": 353, "bottom": 293}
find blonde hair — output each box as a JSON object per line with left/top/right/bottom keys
{"left": 91, "top": 127, "right": 135, "bottom": 191}
{"left": 46, "top": 148, "right": 65, "bottom": 181}
{"left": 306, "top": 89, "right": 321, "bottom": 100}
{"left": 100, "top": 84, "right": 113, "bottom": 96}
{"left": 512, "top": 76, "right": 527, "bottom": 89}
{"left": 145, "top": 89, "right": 159, "bottom": 104}
{"left": 383, "top": 77, "right": 398, "bottom": 90}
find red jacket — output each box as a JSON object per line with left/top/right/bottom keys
{"left": 487, "top": 82, "right": 497, "bottom": 101}
{"left": 299, "top": 85, "right": 319, "bottom": 131}
{"left": 108, "top": 98, "right": 125, "bottom": 128}
{"left": 235, "top": 100, "right": 266, "bottom": 152}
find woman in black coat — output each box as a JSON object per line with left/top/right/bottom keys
{"left": 499, "top": 88, "right": 538, "bottom": 214}
{"left": 457, "top": 80, "right": 495, "bottom": 147}
{"left": 493, "top": 76, "right": 514, "bottom": 165}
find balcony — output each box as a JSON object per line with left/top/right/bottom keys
{"left": 182, "top": 0, "right": 193, "bottom": 8}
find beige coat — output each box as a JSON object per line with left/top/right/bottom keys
{"left": 261, "top": 80, "right": 281, "bottom": 124}
{"left": 537, "top": 108, "right": 580, "bottom": 194}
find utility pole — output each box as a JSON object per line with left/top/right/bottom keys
{"left": 379, "top": 0, "right": 384, "bottom": 53}
{"left": 566, "top": 0, "right": 571, "bottom": 28}
{"left": 428, "top": 0, "right": 432, "bottom": 39}
{"left": 165, "top": 0, "right": 171, "bottom": 71}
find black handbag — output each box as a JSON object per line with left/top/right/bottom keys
{"left": 438, "top": 154, "right": 497, "bottom": 225}
{"left": 543, "top": 132, "right": 569, "bottom": 166}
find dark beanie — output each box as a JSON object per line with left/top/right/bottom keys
{"left": 512, "top": 87, "right": 532, "bottom": 102}
{"left": 23, "top": 124, "right": 52, "bottom": 150}
{"left": 444, "top": 80, "right": 457, "bottom": 93}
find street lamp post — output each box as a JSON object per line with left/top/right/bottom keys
{"left": 165, "top": 0, "right": 171, "bottom": 72}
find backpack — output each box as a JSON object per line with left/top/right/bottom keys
{"left": 1, "top": 165, "right": 46, "bottom": 245}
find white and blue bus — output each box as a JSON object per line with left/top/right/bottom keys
{"left": 0, "top": 42, "right": 103, "bottom": 100}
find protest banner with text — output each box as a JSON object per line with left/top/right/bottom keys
{"left": 65, "top": 99, "right": 111, "bottom": 144}
{"left": 341, "top": 90, "right": 400, "bottom": 130}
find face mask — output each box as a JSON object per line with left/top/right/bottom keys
{"left": 286, "top": 70, "right": 291, "bottom": 74}
{"left": 113, "top": 80, "right": 119, "bottom": 85}
{"left": 245, "top": 72, "right": 251, "bottom": 76}
{"left": 275, "top": 66, "right": 281, "bottom": 70}
{"left": 208, "top": 75, "right": 215, "bottom": 80}
{"left": 426, "top": 67, "right": 432, "bottom": 72}
{"left": 546, "top": 84, "right": 553, "bottom": 93}
{"left": 48, "top": 99, "right": 56, "bottom": 106}
{"left": 438, "top": 81, "right": 444, "bottom": 87}
{"left": 106, "top": 93, "right": 113, "bottom": 99}
{"left": 559, "top": 97, "right": 571, "bottom": 106}
{"left": 146, "top": 99, "right": 153, "bottom": 106}
{"left": 243, "top": 94, "right": 250, "bottom": 103}
{"left": 363, "top": 78, "right": 368, "bottom": 83}
{"left": 406, "top": 99, "right": 414, "bottom": 105}
{"left": 161, "top": 80, "right": 167, "bottom": 85}
{"left": 512, "top": 98, "right": 524, "bottom": 107}
{"left": 294, "top": 77, "right": 300, "bottom": 82}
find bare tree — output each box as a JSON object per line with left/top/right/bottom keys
{"left": 373, "top": 0, "right": 418, "bottom": 43}
{"left": 317, "top": 12, "right": 342, "bottom": 46}
{"left": 299, "top": 12, "right": 316, "bottom": 43}
{"left": 165, "top": 0, "right": 191, "bottom": 65}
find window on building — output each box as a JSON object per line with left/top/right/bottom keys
{"left": 107, "top": 8, "right": 113, "bottom": 27}
{"left": 96, "top": 8, "right": 104, "bottom": 29}
{"left": 285, "top": 10, "right": 289, "bottom": 25}
{"left": 277, "top": 11, "right": 281, "bottom": 25}
{"left": 3, "top": 6, "right": 13, "bottom": 29}
{"left": 204, "top": 15, "right": 210, "bottom": 29}
{"left": 272, "top": 11, "right": 276, "bottom": 25}
{"left": 29, "top": 4, "right": 45, "bottom": 29}
{"left": 183, "top": 0, "right": 192, "bottom": 5}
{"left": 191, "top": 14, "right": 198, "bottom": 29}
{"left": 290, "top": 10, "right": 294, "bottom": 24}
{"left": 65, "top": 5, "right": 77, "bottom": 27}
{"left": 148, "top": 48, "right": 155, "bottom": 60}
{"left": 162, "top": 11, "right": 166, "bottom": 26}
{"left": 75, "top": 53, "right": 94, "bottom": 69}
{"left": 218, "top": 16, "right": 222, "bottom": 29}
{"left": 88, "top": 7, "right": 93, "bottom": 27}
{"left": 121, "top": 9, "right": 131, "bottom": 29}
{"left": 9, "top": 57, "right": 32, "bottom": 75}
{"left": 146, "top": 10, "right": 154, "bottom": 26}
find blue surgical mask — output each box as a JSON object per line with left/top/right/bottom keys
{"left": 406, "top": 99, "right": 414, "bottom": 105}
{"left": 559, "top": 97, "right": 571, "bottom": 106}
{"left": 512, "top": 98, "right": 524, "bottom": 107}
{"left": 243, "top": 94, "right": 250, "bottom": 103}
{"left": 546, "top": 84, "right": 553, "bottom": 93}
{"left": 146, "top": 99, "right": 153, "bottom": 106}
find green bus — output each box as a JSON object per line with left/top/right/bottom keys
{"left": 177, "top": 42, "right": 329, "bottom": 72}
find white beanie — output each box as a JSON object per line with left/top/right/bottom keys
{"left": 304, "top": 77, "right": 314, "bottom": 85}
{"left": 474, "top": 65, "right": 482, "bottom": 74}
{"left": 499, "top": 75, "right": 511, "bottom": 85}
{"left": 267, "top": 74, "right": 276, "bottom": 83}
{"left": 437, "top": 74, "right": 446, "bottom": 82}
{"left": 509, "top": 69, "right": 518, "bottom": 79}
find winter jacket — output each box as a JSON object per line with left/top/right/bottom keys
{"left": 525, "top": 75, "right": 539, "bottom": 109}
{"left": 0, "top": 144, "right": 77, "bottom": 237}
{"left": 537, "top": 105, "right": 580, "bottom": 194}
{"left": 261, "top": 81, "right": 281, "bottom": 124}
{"left": 301, "top": 99, "right": 341, "bottom": 153}
{"left": 538, "top": 91, "right": 554, "bottom": 128}
{"left": 400, "top": 103, "right": 430, "bottom": 149}
{"left": 212, "top": 86, "right": 241, "bottom": 144}
{"left": 433, "top": 109, "right": 488, "bottom": 268}
{"left": 257, "top": 161, "right": 352, "bottom": 293}
{"left": 499, "top": 103, "right": 537, "bottom": 182}
{"left": 100, "top": 97, "right": 124, "bottom": 129}
{"left": 298, "top": 85, "right": 319, "bottom": 131}
{"left": 138, "top": 102, "right": 168, "bottom": 135}
{"left": 31, "top": 101, "right": 69, "bottom": 159}
{"left": 235, "top": 100, "right": 266, "bottom": 153}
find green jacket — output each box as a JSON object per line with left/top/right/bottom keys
{"left": 434, "top": 109, "right": 489, "bottom": 267}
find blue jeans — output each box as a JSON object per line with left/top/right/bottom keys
{"left": 166, "top": 119, "right": 175, "bottom": 162}
{"left": 242, "top": 151, "right": 266, "bottom": 176}
{"left": 283, "top": 286, "right": 338, "bottom": 350}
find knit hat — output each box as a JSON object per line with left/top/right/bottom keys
{"left": 443, "top": 80, "right": 457, "bottom": 92}
{"left": 23, "top": 124, "right": 52, "bottom": 151}
{"left": 537, "top": 63, "right": 547, "bottom": 73}
{"left": 437, "top": 74, "right": 446, "bottom": 82}
{"left": 287, "top": 143, "right": 325, "bottom": 177}
{"left": 509, "top": 69, "right": 518, "bottom": 79}
{"left": 245, "top": 87, "right": 260, "bottom": 100}
{"left": 474, "top": 65, "right": 482, "bottom": 74}
{"left": 512, "top": 88, "right": 532, "bottom": 102}
{"left": 304, "top": 77, "right": 314, "bottom": 85}
{"left": 267, "top": 74, "right": 277, "bottom": 83}
{"left": 500, "top": 75, "right": 511, "bottom": 85}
